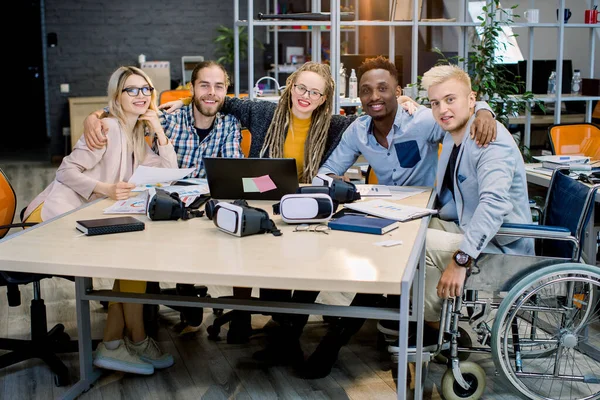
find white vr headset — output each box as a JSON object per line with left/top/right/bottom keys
{"left": 207, "top": 199, "right": 282, "bottom": 237}
{"left": 272, "top": 193, "right": 334, "bottom": 224}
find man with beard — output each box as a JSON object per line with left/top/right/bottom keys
{"left": 83, "top": 61, "right": 242, "bottom": 335}
{"left": 420, "top": 64, "right": 533, "bottom": 328}
{"left": 84, "top": 61, "right": 243, "bottom": 178}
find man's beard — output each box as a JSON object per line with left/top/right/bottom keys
{"left": 193, "top": 96, "right": 222, "bottom": 117}
{"left": 448, "top": 115, "right": 470, "bottom": 135}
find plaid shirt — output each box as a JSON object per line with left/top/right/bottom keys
{"left": 157, "top": 104, "right": 243, "bottom": 178}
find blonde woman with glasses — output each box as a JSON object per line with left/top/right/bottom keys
{"left": 23, "top": 66, "right": 178, "bottom": 376}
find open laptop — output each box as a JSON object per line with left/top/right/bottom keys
{"left": 203, "top": 157, "right": 299, "bottom": 200}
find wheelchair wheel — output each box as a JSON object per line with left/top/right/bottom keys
{"left": 441, "top": 361, "right": 485, "bottom": 400}
{"left": 491, "top": 263, "right": 600, "bottom": 400}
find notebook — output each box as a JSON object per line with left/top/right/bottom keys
{"left": 203, "top": 157, "right": 299, "bottom": 200}
{"left": 344, "top": 199, "right": 438, "bottom": 222}
{"left": 76, "top": 216, "right": 145, "bottom": 236}
{"left": 328, "top": 215, "right": 400, "bottom": 235}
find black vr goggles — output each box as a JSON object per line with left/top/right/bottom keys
{"left": 205, "top": 199, "right": 282, "bottom": 237}
{"left": 146, "top": 189, "right": 208, "bottom": 221}
{"left": 302, "top": 176, "right": 361, "bottom": 209}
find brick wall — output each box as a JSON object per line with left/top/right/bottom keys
{"left": 45, "top": 0, "right": 266, "bottom": 156}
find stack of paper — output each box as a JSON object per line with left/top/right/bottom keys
{"left": 344, "top": 199, "right": 437, "bottom": 222}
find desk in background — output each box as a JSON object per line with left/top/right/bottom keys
{"left": 525, "top": 163, "right": 598, "bottom": 263}
{"left": 68, "top": 97, "right": 109, "bottom": 149}
{"left": 0, "top": 189, "right": 435, "bottom": 399}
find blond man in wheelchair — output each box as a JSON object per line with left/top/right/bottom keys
{"left": 420, "top": 65, "right": 535, "bottom": 330}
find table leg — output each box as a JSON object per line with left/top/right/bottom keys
{"left": 397, "top": 282, "right": 409, "bottom": 398}
{"left": 59, "top": 277, "right": 101, "bottom": 400}
{"left": 413, "top": 246, "right": 426, "bottom": 399}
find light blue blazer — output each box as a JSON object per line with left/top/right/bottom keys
{"left": 436, "top": 116, "right": 535, "bottom": 258}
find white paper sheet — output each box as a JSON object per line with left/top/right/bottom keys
{"left": 355, "top": 185, "right": 425, "bottom": 200}
{"left": 128, "top": 166, "right": 195, "bottom": 185}
{"left": 345, "top": 199, "right": 437, "bottom": 222}
{"left": 161, "top": 184, "right": 210, "bottom": 197}
{"left": 532, "top": 155, "right": 589, "bottom": 164}
{"left": 103, "top": 193, "right": 148, "bottom": 214}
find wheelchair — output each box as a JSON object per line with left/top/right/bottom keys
{"left": 391, "top": 169, "right": 600, "bottom": 400}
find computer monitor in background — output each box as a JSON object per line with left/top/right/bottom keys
{"left": 340, "top": 54, "right": 404, "bottom": 86}
{"left": 518, "top": 59, "right": 573, "bottom": 95}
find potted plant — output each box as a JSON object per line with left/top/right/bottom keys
{"left": 429, "top": 0, "right": 543, "bottom": 161}
{"left": 213, "top": 25, "right": 264, "bottom": 90}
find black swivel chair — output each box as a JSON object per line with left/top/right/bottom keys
{"left": 0, "top": 167, "right": 93, "bottom": 387}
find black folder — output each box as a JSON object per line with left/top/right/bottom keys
{"left": 76, "top": 216, "right": 145, "bottom": 236}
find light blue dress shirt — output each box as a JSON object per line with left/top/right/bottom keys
{"left": 318, "top": 103, "right": 492, "bottom": 187}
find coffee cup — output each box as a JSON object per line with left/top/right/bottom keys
{"left": 557, "top": 8, "right": 572, "bottom": 23}
{"left": 585, "top": 9, "right": 599, "bottom": 24}
{"left": 524, "top": 9, "right": 539, "bottom": 23}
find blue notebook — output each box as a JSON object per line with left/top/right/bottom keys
{"left": 328, "top": 215, "right": 400, "bottom": 235}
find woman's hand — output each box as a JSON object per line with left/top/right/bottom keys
{"left": 138, "top": 109, "right": 168, "bottom": 145}
{"left": 95, "top": 181, "right": 136, "bottom": 200}
{"left": 158, "top": 99, "right": 185, "bottom": 113}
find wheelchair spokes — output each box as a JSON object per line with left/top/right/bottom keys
{"left": 493, "top": 267, "right": 600, "bottom": 400}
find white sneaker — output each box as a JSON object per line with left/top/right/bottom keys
{"left": 93, "top": 341, "right": 154, "bottom": 375}
{"left": 125, "top": 336, "right": 174, "bottom": 369}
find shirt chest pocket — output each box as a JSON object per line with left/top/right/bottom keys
{"left": 394, "top": 140, "right": 421, "bottom": 168}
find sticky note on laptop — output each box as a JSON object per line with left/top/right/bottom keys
{"left": 253, "top": 175, "right": 277, "bottom": 193}
{"left": 242, "top": 178, "right": 260, "bottom": 193}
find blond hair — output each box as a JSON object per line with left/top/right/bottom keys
{"left": 259, "top": 62, "right": 334, "bottom": 183}
{"left": 107, "top": 66, "right": 159, "bottom": 164}
{"left": 421, "top": 65, "right": 472, "bottom": 91}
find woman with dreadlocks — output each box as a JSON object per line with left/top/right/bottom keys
{"left": 159, "top": 60, "right": 418, "bottom": 363}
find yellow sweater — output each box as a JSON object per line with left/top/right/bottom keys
{"left": 283, "top": 114, "right": 311, "bottom": 179}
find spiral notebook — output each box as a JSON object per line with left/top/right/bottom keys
{"left": 344, "top": 200, "right": 437, "bottom": 222}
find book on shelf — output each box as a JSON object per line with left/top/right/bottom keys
{"left": 76, "top": 216, "right": 145, "bottom": 236}
{"left": 344, "top": 199, "right": 437, "bottom": 222}
{"left": 328, "top": 215, "right": 399, "bottom": 235}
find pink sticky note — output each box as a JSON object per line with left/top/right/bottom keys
{"left": 252, "top": 175, "right": 277, "bottom": 193}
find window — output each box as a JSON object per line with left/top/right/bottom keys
{"left": 468, "top": 1, "right": 524, "bottom": 64}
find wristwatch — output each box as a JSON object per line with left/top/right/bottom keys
{"left": 452, "top": 250, "right": 472, "bottom": 268}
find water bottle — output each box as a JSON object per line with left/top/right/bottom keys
{"left": 547, "top": 71, "right": 556, "bottom": 95}
{"left": 349, "top": 69, "right": 358, "bottom": 100}
{"left": 571, "top": 69, "right": 582, "bottom": 95}
{"left": 339, "top": 64, "right": 347, "bottom": 98}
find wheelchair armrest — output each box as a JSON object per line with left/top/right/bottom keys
{"left": 497, "top": 223, "right": 577, "bottom": 242}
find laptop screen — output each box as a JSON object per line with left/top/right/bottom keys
{"left": 203, "top": 157, "right": 299, "bottom": 200}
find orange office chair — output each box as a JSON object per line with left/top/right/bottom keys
{"left": 0, "top": 167, "right": 84, "bottom": 387}
{"left": 241, "top": 129, "right": 251, "bottom": 157}
{"left": 159, "top": 89, "right": 192, "bottom": 105}
{"left": 365, "top": 165, "right": 378, "bottom": 184}
{"left": 548, "top": 123, "right": 600, "bottom": 159}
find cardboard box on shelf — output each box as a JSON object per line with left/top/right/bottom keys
{"left": 391, "top": 0, "right": 424, "bottom": 21}
{"left": 140, "top": 61, "right": 171, "bottom": 96}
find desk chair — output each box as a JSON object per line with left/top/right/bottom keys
{"left": 548, "top": 122, "right": 600, "bottom": 159}
{"left": 158, "top": 89, "right": 191, "bottom": 105}
{"left": 0, "top": 168, "right": 83, "bottom": 387}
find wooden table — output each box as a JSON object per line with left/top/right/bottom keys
{"left": 0, "top": 189, "right": 435, "bottom": 399}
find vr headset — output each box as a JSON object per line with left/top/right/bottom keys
{"left": 306, "top": 174, "right": 361, "bottom": 207}
{"left": 205, "top": 199, "right": 282, "bottom": 237}
{"left": 271, "top": 176, "right": 360, "bottom": 224}
{"left": 146, "top": 188, "right": 208, "bottom": 221}
{"left": 272, "top": 193, "right": 334, "bottom": 223}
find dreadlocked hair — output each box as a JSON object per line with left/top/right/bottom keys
{"left": 259, "top": 62, "right": 334, "bottom": 183}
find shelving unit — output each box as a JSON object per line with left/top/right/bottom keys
{"left": 234, "top": 0, "right": 600, "bottom": 148}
